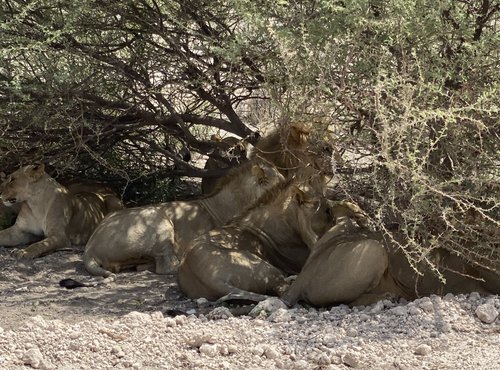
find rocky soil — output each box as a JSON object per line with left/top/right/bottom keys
{"left": 0, "top": 247, "right": 499, "bottom": 370}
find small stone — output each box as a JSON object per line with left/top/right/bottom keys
{"left": 391, "top": 306, "right": 408, "bottom": 316}
{"left": 371, "top": 301, "right": 385, "bottom": 314}
{"left": 251, "top": 346, "right": 264, "bottom": 356}
{"left": 419, "top": 300, "right": 434, "bottom": 313}
{"left": 475, "top": 303, "right": 498, "bottom": 324}
{"left": 196, "top": 297, "right": 209, "bottom": 306}
{"left": 207, "top": 306, "right": 233, "bottom": 320}
{"left": 322, "top": 333, "right": 338, "bottom": 347}
{"left": 359, "top": 314, "right": 370, "bottom": 321}
{"left": 164, "top": 318, "right": 176, "bottom": 327}
{"left": 346, "top": 328, "right": 358, "bottom": 337}
{"left": 22, "top": 348, "right": 52, "bottom": 369}
{"left": 199, "top": 343, "right": 218, "bottom": 357}
{"left": 469, "top": 292, "right": 481, "bottom": 301}
{"left": 443, "top": 293, "right": 455, "bottom": 301}
{"left": 408, "top": 306, "right": 421, "bottom": 315}
{"left": 314, "top": 353, "right": 331, "bottom": 365}
{"left": 249, "top": 297, "right": 287, "bottom": 317}
{"left": 330, "top": 354, "right": 342, "bottom": 365}
{"left": 342, "top": 352, "right": 360, "bottom": 368}
{"left": 264, "top": 347, "right": 280, "bottom": 359}
{"left": 268, "top": 308, "right": 292, "bottom": 323}
{"left": 174, "top": 315, "right": 187, "bottom": 325}
{"left": 187, "top": 333, "right": 216, "bottom": 348}
{"left": 414, "top": 344, "right": 432, "bottom": 356}
{"left": 186, "top": 309, "right": 196, "bottom": 315}
{"left": 293, "top": 359, "right": 310, "bottom": 370}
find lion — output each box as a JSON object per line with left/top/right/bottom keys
{"left": 282, "top": 201, "right": 500, "bottom": 307}
{"left": 0, "top": 164, "right": 124, "bottom": 258}
{"left": 83, "top": 158, "right": 285, "bottom": 277}
{"left": 201, "top": 124, "right": 334, "bottom": 194}
{"left": 251, "top": 124, "right": 333, "bottom": 178}
{"left": 177, "top": 180, "right": 335, "bottom": 303}
{"left": 201, "top": 135, "right": 248, "bottom": 195}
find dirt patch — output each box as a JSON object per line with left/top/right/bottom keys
{"left": 0, "top": 247, "right": 499, "bottom": 369}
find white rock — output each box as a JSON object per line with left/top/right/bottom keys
{"left": 22, "top": 348, "right": 52, "bottom": 369}
{"left": 207, "top": 306, "right": 233, "bottom": 320}
{"left": 293, "top": 359, "right": 311, "bottom": 370}
{"left": 199, "top": 343, "right": 218, "bottom": 357}
{"left": 371, "top": 301, "right": 384, "bottom": 314}
{"left": 419, "top": 300, "right": 434, "bottom": 313}
{"left": 346, "top": 328, "right": 358, "bottom": 337}
{"left": 342, "top": 352, "right": 360, "bottom": 368}
{"left": 475, "top": 303, "right": 498, "bottom": 324}
{"left": 268, "top": 308, "right": 292, "bottom": 323}
{"left": 196, "top": 298, "right": 209, "bottom": 306}
{"left": 313, "top": 353, "right": 331, "bottom": 365}
{"left": 408, "top": 306, "right": 422, "bottom": 315}
{"left": 249, "top": 297, "right": 287, "bottom": 317}
{"left": 164, "top": 317, "right": 176, "bottom": 327}
{"left": 414, "top": 344, "right": 432, "bottom": 356}
{"left": 264, "top": 346, "right": 280, "bottom": 359}
{"left": 469, "top": 292, "right": 481, "bottom": 301}
{"left": 390, "top": 306, "right": 408, "bottom": 316}
{"left": 251, "top": 346, "right": 265, "bottom": 356}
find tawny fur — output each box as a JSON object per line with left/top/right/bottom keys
{"left": 0, "top": 164, "right": 123, "bottom": 258}
{"left": 83, "top": 158, "right": 285, "bottom": 277}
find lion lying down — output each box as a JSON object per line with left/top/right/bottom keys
{"left": 282, "top": 202, "right": 500, "bottom": 307}
{"left": 177, "top": 180, "right": 334, "bottom": 303}
{"left": 0, "top": 164, "right": 123, "bottom": 258}
{"left": 83, "top": 158, "right": 285, "bottom": 277}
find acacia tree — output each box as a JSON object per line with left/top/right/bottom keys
{"left": 1, "top": 0, "right": 499, "bottom": 273}
{"left": 1, "top": 0, "right": 280, "bottom": 188}
{"left": 245, "top": 0, "right": 499, "bottom": 274}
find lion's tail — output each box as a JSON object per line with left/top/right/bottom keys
{"left": 83, "top": 253, "right": 113, "bottom": 278}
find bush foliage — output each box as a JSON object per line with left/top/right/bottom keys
{"left": 1, "top": 1, "right": 498, "bottom": 273}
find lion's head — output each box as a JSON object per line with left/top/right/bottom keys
{"left": 252, "top": 124, "right": 334, "bottom": 178}
{"left": 0, "top": 164, "right": 47, "bottom": 207}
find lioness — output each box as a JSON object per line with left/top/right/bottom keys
{"left": 251, "top": 124, "right": 333, "bottom": 178}
{"left": 201, "top": 124, "right": 333, "bottom": 194}
{"left": 177, "top": 181, "right": 334, "bottom": 303}
{"left": 83, "top": 158, "right": 285, "bottom": 277}
{"left": 282, "top": 201, "right": 500, "bottom": 307}
{"left": 0, "top": 164, "right": 124, "bottom": 258}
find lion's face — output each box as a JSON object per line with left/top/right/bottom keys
{"left": 241, "top": 160, "right": 285, "bottom": 200}
{"left": 1, "top": 164, "right": 46, "bottom": 206}
{"left": 282, "top": 186, "right": 334, "bottom": 248}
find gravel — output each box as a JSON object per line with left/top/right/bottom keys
{"left": 0, "top": 247, "right": 499, "bottom": 369}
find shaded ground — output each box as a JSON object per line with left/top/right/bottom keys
{"left": 0, "top": 247, "right": 201, "bottom": 331}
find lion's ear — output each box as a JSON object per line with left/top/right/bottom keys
{"left": 290, "top": 185, "right": 307, "bottom": 205}
{"left": 25, "top": 164, "right": 45, "bottom": 181}
{"left": 251, "top": 164, "right": 265, "bottom": 180}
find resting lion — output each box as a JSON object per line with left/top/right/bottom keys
{"left": 177, "top": 180, "right": 334, "bottom": 303}
{"left": 83, "top": 158, "right": 285, "bottom": 277}
{"left": 0, "top": 164, "right": 124, "bottom": 258}
{"left": 282, "top": 201, "right": 500, "bottom": 307}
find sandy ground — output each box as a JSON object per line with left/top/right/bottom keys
{"left": 0, "top": 246, "right": 499, "bottom": 370}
